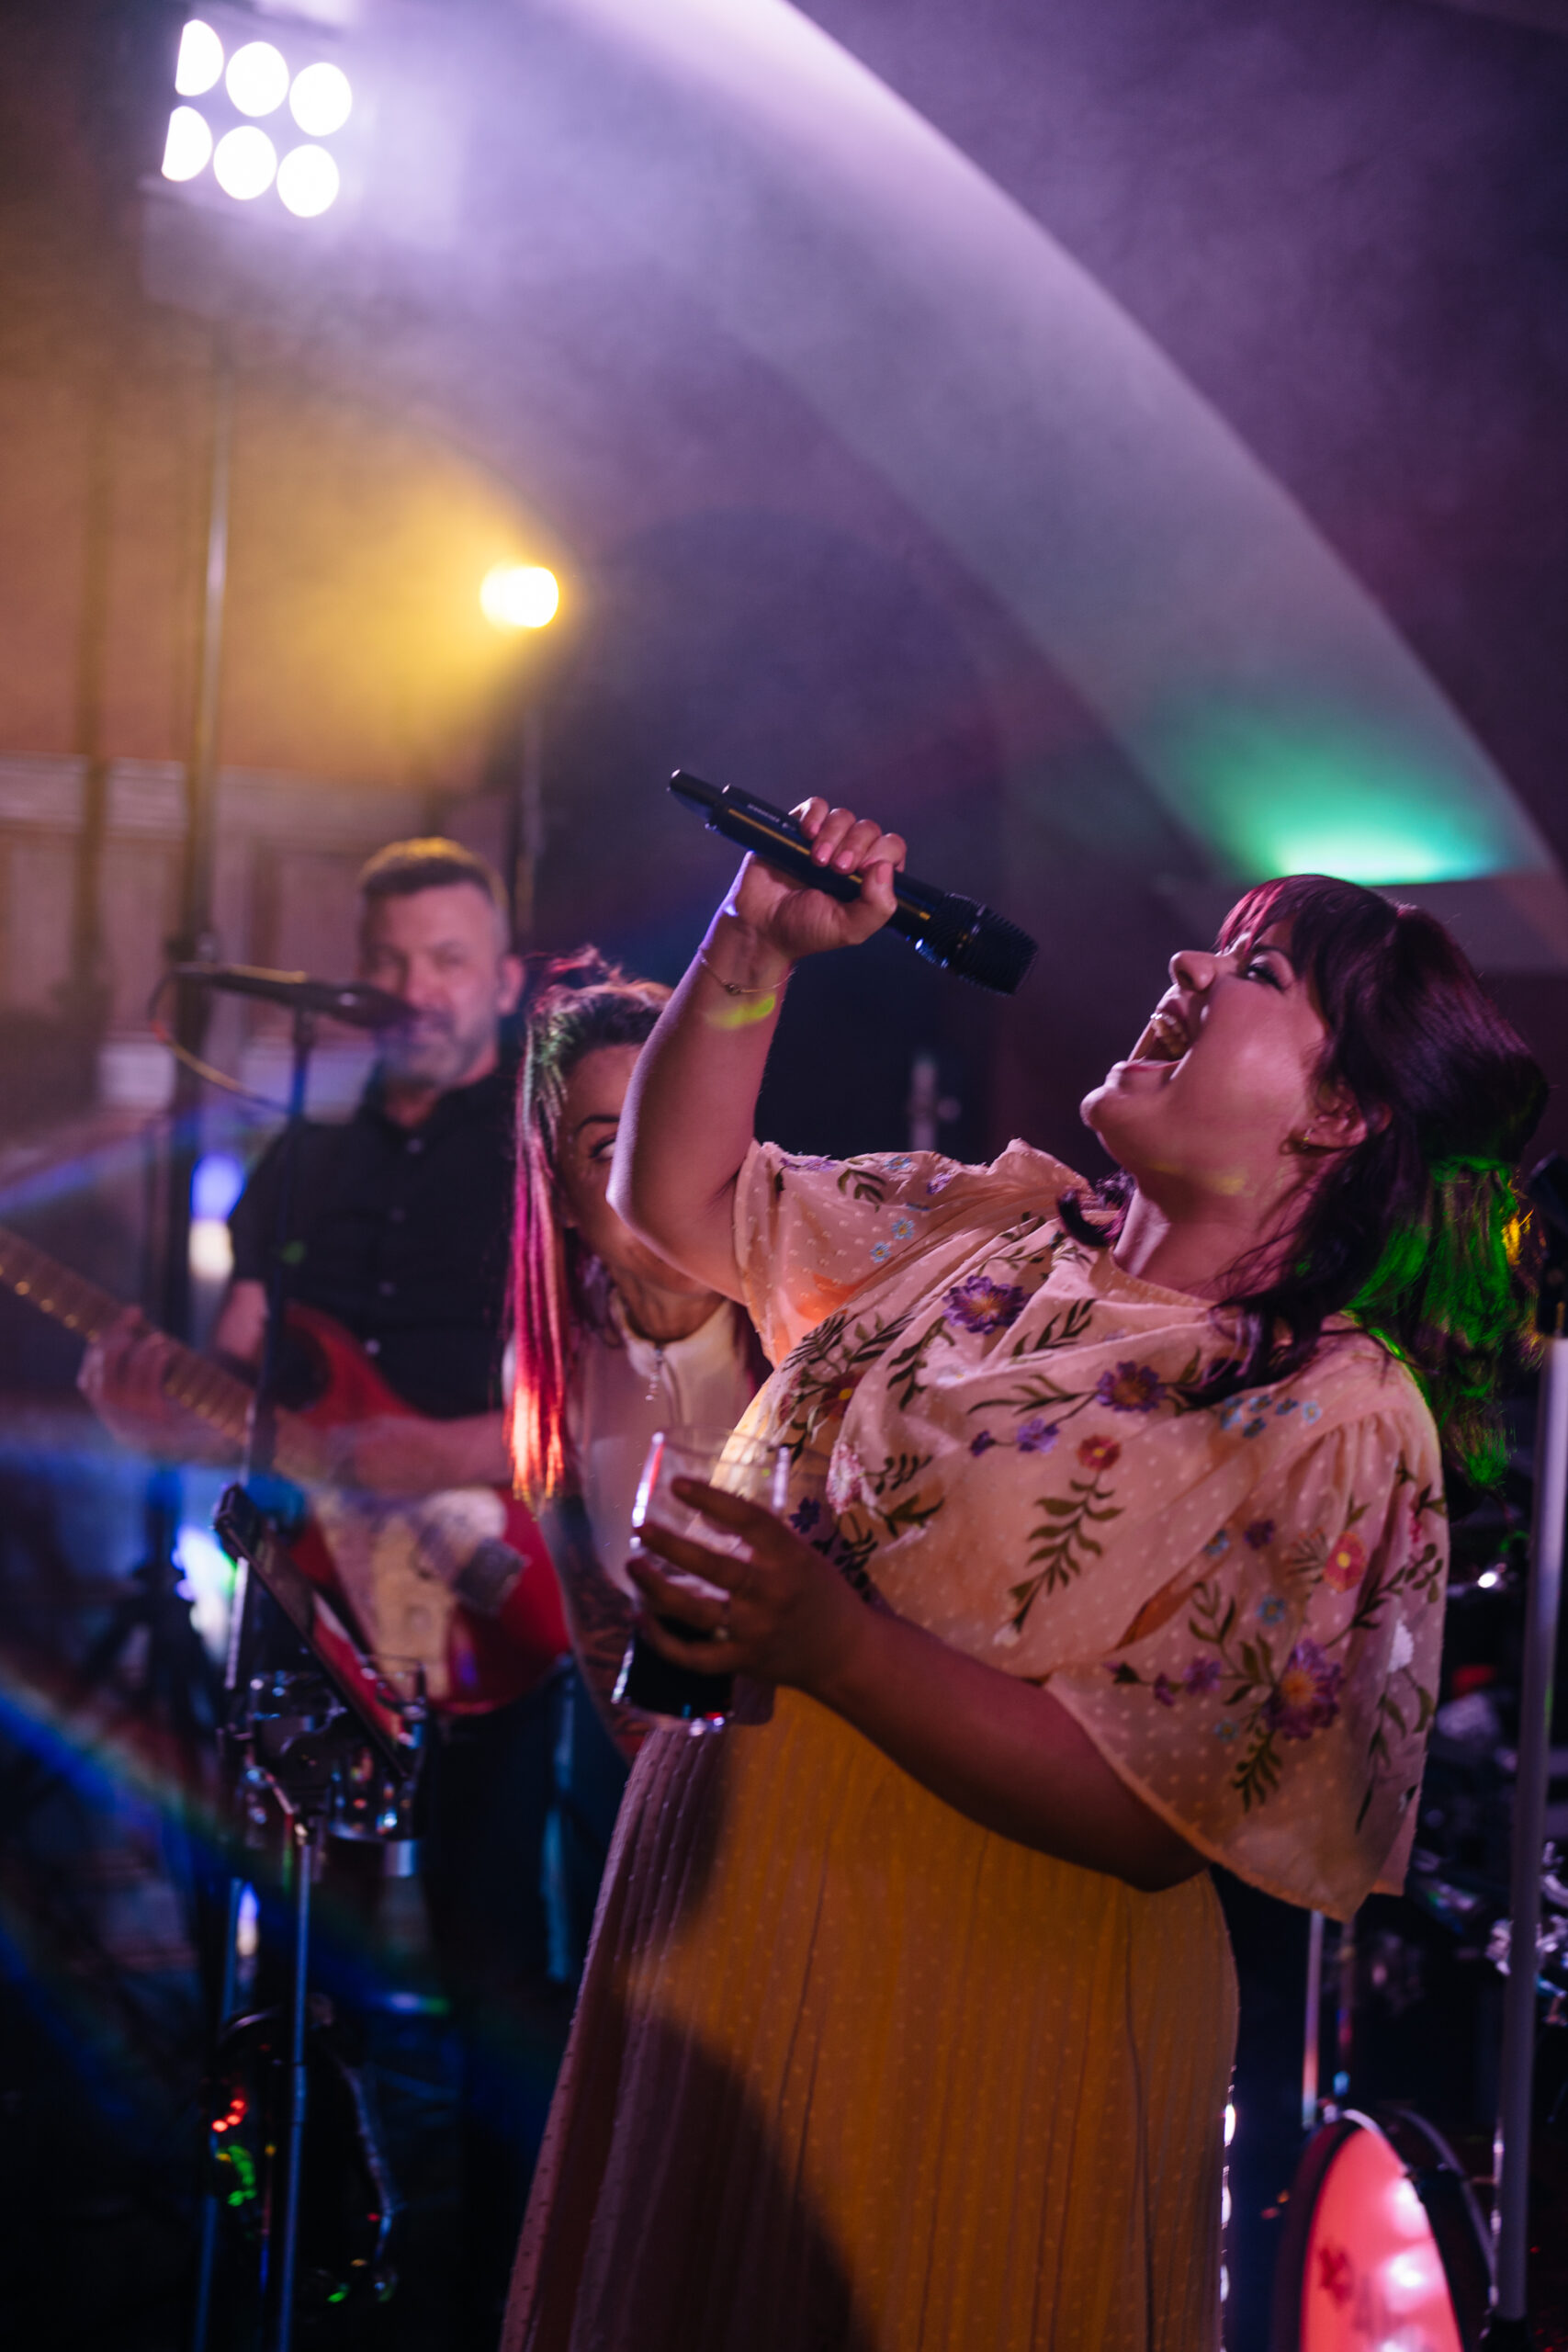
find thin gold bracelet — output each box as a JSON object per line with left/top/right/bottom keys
{"left": 695, "top": 947, "right": 785, "bottom": 998}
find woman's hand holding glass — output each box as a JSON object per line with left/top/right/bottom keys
{"left": 627, "top": 1479, "right": 870, "bottom": 1702}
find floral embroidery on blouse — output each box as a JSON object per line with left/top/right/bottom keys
{"left": 1109, "top": 1474, "right": 1445, "bottom": 1823}
{"left": 1095, "top": 1361, "right": 1166, "bottom": 1413}
{"left": 1324, "top": 1531, "right": 1369, "bottom": 1592}
{"left": 945, "top": 1272, "right": 1030, "bottom": 1333}
{"left": 998, "top": 1436, "right": 1126, "bottom": 1638}
{"left": 734, "top": 1139, "right": 1450, "bottom": 1917}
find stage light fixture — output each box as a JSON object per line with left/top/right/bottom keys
{"left": 162, "top": 104, "right": 214, "bottom": 182}
{"left": 276, "top": 143, "right": 340, "bottom": 219}
{"left": 159, "top": 12, "right": 355, "bottom": 220}
{"left": 288, "top": 60, "right": 352, "bottom": 138}
{"left": 226, "top": 39, "right": 289, "bottom": 117}
{"left": 213, "top": 124, "right": 278, "bottom": 200}
{"left": 175, "top": 18, "right": 224, "bottom": 97}
{"left": 480, "top": 565, "right": 561, "bottom": 630}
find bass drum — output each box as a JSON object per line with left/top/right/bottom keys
{"left": 1270, "top": 2108, "right": 1492, "bottom": 2352}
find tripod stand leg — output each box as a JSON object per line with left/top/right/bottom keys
{"left": 267, "top": 1815, "right": 318, "bottom": 2352}
{"left": 190, "top": 1871, "right": 246, "bottom": 2352}
{"left": 1488, "top": 1326, "right": 1568, "bottom": 2340}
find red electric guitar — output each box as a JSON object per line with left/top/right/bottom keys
{"left": 0, "top": 1225, "right": 569, "bottom": 1714}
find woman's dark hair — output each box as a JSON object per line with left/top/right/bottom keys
{"left": 1061, "top": 876, "right": 1548, "bottom": 1484}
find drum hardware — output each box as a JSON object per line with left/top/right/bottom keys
{"left": 1299, "top": 1910, "right": 1360, "bottom": 2129}
{"left": 197, "top": 1485, "right": 424, "bottom": 2352}
{"left": 1302, "top": 1910, "right": 1325, "bottom": 2132}
{"left": 1270, "top": 1128, "right": 1568, "bottom": 2352}
{"left": 1271, "top": 2106, "right": 1493, "bottom": 2352}
{"left": 207, "top": 1996, "right": 401, "bottom": 2316}
{"left": 1483, "top": 1847, "right": 1568, "bottom": 1998}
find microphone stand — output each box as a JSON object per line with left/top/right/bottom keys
{"left": 254, "top": 999, "right": 318, "bottom": 2352}
{"left": 1484, "top": 1151, "right": 1568, "bottom": 2347}
{"left": 192, "top": 995, "right": 322, "bottom": 2352}
{"left": 250, "top": 1001, "right": 317, "bottom": 1483}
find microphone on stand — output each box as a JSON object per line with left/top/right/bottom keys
{"left": 669, "top": 771, "right": 1037, "bottom": 995}
{"left": 169, "top": 965, "right": 413, "bottom": 1032}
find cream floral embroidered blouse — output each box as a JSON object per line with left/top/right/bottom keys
{"left": 732, "top": 1139, "right": 1447, "bottom": 1921}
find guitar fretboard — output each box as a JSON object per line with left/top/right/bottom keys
{"left": 0, "top": 1224, "right": 253, "bottom": 1447}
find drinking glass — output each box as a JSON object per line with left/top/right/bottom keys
{"left": 613, "top": 1426, "right": 788, "bottom": 1732}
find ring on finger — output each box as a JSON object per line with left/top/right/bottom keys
{"left": 713, "top": 1605, "right": 731, "bottom": 1645}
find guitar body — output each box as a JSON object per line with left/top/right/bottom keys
{"left": 279, "top": 1305, "right": 570, "bottom": 1716}
{"left": 0, "top": 1220, "right": 570, "bottom": 1716}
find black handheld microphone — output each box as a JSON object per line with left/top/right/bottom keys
{"left": 171, "top": 965, "right": 413, "bottom": 1031}
{"left": 669, "top": 772, "right": 1036, "bottom": 996}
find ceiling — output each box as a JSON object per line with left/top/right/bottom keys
{"left": 11, "top": 0, "right": 1568, "bottom": 1155}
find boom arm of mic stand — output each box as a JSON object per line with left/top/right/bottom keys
{"left": 247, "top": 1003, "right": 318, "bottom": 1483}
{"left": 1486, "top": 1154, "right": 1568, "bottom": 2345}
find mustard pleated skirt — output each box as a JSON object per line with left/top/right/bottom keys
{"left": 504, "top": 1689, "right": 1237, "bottom": 2352}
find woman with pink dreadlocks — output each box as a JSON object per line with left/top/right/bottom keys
{"left": 509, "top": 955, "right": 763, "bottom": 1952}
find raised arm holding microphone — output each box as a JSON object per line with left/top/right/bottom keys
{"left": 505, "top": 796, "right": 1544, "bottom": 2352}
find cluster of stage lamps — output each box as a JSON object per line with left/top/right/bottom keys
{"left": 162, "top": 18, "right": 352, "bottom": 220}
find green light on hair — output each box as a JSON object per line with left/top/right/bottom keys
{"left": 1156, "top": 704, "right": 1543, "bottom": 885}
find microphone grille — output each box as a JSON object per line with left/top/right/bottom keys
{"left": 917, "top": 901, "right": 1037, "bottom": 996}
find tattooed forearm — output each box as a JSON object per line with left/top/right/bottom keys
{"left": 539, "top": 1497, "right": 649, "bottom": 1758}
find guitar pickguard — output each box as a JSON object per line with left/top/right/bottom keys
{"left": 310, "top": 1487, "right": 513, "bottom": 1707}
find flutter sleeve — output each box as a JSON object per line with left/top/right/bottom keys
{"left": 1047, "top": 1383, "right": 1448, "bottom": 1918}
{"left": 732, "top": 1138, "right": 1072, "bottom": 1367}
{"left": 730, "top": 1141, "right": 955, "bottom": 1365}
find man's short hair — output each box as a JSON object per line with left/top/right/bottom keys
{"left": 357, "top": 838, "right": 510, "bottom": 930}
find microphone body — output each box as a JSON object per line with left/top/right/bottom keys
{"left": 669, "top": 772, "right": 1036, "bottom": 996}
{"left": 171, "top": 965, "right": 412, "bottom": 1032}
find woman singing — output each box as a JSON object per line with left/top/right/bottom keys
{"left": 504, "top": 814, "right": 1544, "bottom": 2351}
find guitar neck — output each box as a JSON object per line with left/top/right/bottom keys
{"left": 0, "top": 1224, "right": 253, "bottom": 1448}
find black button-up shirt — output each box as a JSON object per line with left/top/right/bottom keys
{"left": 228, "top": 1062, "right": 515, "bottom": 1421}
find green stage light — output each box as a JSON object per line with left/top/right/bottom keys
{"left": 1157, "top": 703, "right": 1532, "bottom": 884}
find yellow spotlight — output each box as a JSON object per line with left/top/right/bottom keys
{"left": 480, "top": 564, "right": 560, "bottom": 630}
